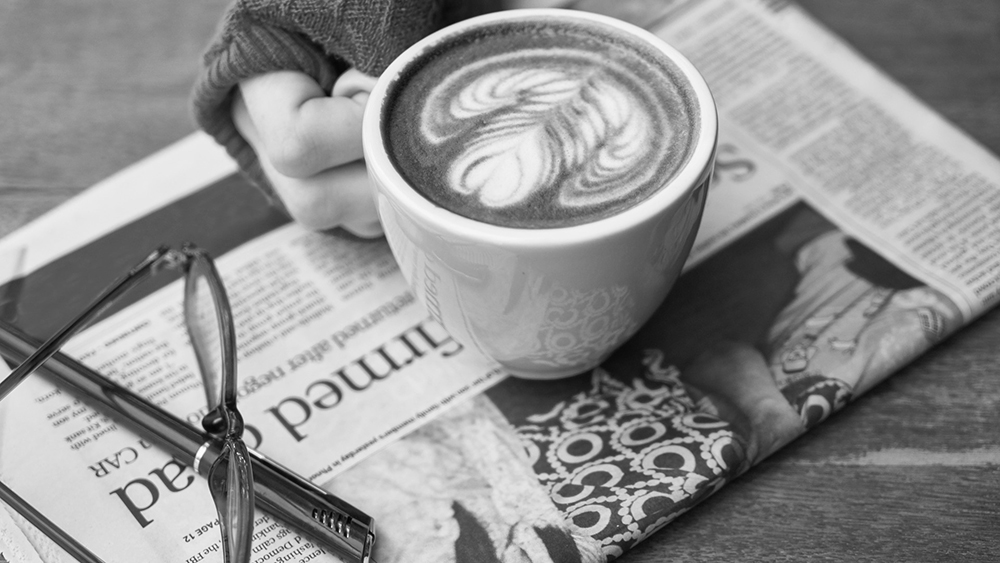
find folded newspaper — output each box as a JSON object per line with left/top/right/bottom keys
{"left": 2, "top": 0, "right": 998, "bottom": 561}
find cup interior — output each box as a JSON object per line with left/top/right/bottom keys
{"left": 362, "top": 8, "right": 718, "bottom": 248}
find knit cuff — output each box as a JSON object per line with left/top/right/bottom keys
{"left": 191, "top": 11, "right": 342, "bottom": 207}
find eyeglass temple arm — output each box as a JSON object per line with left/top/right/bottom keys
{"left": 0, "top": 247, "right": 172, "bottom": 403}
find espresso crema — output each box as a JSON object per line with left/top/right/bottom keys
{"left": 384, "top": 16, "right": 700, "bottom": 228}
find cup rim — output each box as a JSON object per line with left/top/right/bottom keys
{"left": 363, "top": 8, "right": 718, "bottom": 247}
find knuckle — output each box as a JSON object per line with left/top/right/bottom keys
{"left": 271, "top": 185, "right": 341, "bottom": 232}
{"left": 292, "top": 211, "right": 336, "bottom": 232}
{"left": 266, "top": 134, "right": 317, "bottom": 178}
{"left": 284, "top": 200, "right": 337, "bottom": 231}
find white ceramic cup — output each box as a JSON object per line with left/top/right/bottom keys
{"left": 363, "top": 9, "right": 717, "bottom": 379}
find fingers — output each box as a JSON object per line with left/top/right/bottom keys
{"left": 263, "top": 156, "right": 383, "bottom": 237}
{"left": 232, "top": 72, "right": 383, "bottom": 237}
{"left": 238, "top": 71, "right": 374, "bottom": 178}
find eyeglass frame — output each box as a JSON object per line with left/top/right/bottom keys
{"left": 0, "top": 244, "right": 375, "bottom": 563}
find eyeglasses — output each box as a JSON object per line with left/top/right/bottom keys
{"left": 0, "top": 245, "right": 251, "bottom": 562}
{"left": 0, "top": 245, "right": 373, "bottom": 563}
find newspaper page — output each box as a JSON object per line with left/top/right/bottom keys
{"left": 640, "top": 0, "right": 1000, "bottom": 320}
{"left": 594, "top": 0, "right": 1000, "bottom": 321}
{"left": 2, "top": 0, "right": 1000, "bottom": 562}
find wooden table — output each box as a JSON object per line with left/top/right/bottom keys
{"left": 1, "top": 0, "right": 997, "bottom": 560}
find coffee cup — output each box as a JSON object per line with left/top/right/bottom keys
{"left": 363, "top": 9, "right": 717, "bottom": 379}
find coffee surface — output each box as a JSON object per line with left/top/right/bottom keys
{"left": 384, "top": 16, "right": 700, "bottom": 228}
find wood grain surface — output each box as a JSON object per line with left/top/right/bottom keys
{"left": 1, "top": 0, "right": 998, "bottom": 561}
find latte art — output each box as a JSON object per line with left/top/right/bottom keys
{"left": 385, "top": 18, "right": 700, "bottom": 228}
{"left": 423, "top": 49, "right": 660, "bottom": 211}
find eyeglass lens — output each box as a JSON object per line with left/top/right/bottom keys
{"left": 182, "top": 249, "right": 254, "bottom": 563}
{"left": 184, "top": 256, "right": 229, "bottom": 431}
{"left": 208, "top": 438, "right": 254, "bottom": 563}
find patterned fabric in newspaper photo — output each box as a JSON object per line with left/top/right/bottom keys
{"left": 482, "top": 202, "right": 962, "bottom": 561}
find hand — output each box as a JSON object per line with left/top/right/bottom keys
{"left": 232, "top": 69, "right": 383, "bottom": 237}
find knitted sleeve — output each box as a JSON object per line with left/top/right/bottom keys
{"left": 191, "top": 0, "right": 501, "bottom": 206}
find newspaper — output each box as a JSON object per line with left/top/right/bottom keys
{"left": 1, "top": 0, "right": 998, "bottom": 561}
